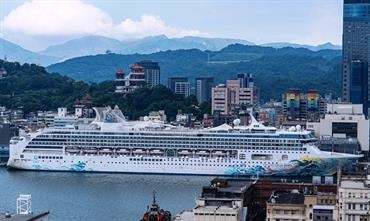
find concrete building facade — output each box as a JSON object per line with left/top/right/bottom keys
{"left": 168, "top": 77, "right": 191, "bottom": 97}
{"left": 307, "top": 104, "right": 369, "bottom": 154}
{"left": 266, "top": 191, "right": 337, "bottom": 221}
{"left": 337, "top": 172, "right": 370, "bottom": 221}
{"left": 282, "top": 89, "right": 326, "bottom": 122}
{"left": 211, "top": 80, "right": 258, "bottom": 115}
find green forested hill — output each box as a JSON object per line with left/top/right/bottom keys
{"left": 47, "top": 44, "right": 342, "bottom": 101}
{"left": 0, "top": 60, "right": 208, "bottom": 120}
{"left": 0, "top": 60, "right": 89, "bottom": 112}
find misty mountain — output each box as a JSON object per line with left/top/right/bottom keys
{"left": 40, "top": 35, "right": 122, "bottom": 59}
{"left": 2, "top": 35, "right": 342, "bottom": 67}
{"left": 39, "top": 35, "right": 254, "bottom": 59}
{"left": 260, "top": 42, "right": 341, "bottom": 51}
{"left": 116, "top": 35, "right": 255, "bottom": 54}
{"left": 0, "top": 38, "right": 59, "bottom": 66}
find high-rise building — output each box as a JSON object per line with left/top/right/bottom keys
{"left": 0, "top": 122, "right": 18, "bottom": 162}
{"left": 195, "top": 77, "right": 214, "bottom": 104}
{"left": 282, "top": 89, "right": 326, "bottom": 122}
{"left": 211, "top": 79, "right": 258, "bottom": 115}
{"left": 136, "top": 60, "right": 160, "bottom": 87}
{"left": 168, "top": 77, "right": 191, "bottom": 97}
{"left": 342, "top": 0, "right": 370, "bottom": 115}
{"left": 237, "top": 73, "right": 254, "bottom": 88}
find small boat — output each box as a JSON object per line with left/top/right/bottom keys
{"left": 116, "top": 148, "right": 130, "bottom": 154}
{"left": 83, "top": 148, "right": 98, "bottom": 154}
{"left": 211, "top": 150, "right": 227, "bottom": 156}
{"left": 100, "top": 148, "right": 112, "bottom": 154}
{"left": 177, "top": 149, "right": 192, "bottom": 155}
{"left": 65, "top": 147, "right": 80, "bottom": 153}
{"left": 149, "top": 149, "right": 164, "bottom": 155}
{"left": 196, "top": 150, "right": 210, "bottom": 155}
{"left": 133, "top": 149, "right": 147, "bottom": 154}
{"left": 140, "top": 191, "right": 171, "bottom": 221}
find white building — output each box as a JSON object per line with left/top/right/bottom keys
{"left": 174, "top": 179, "right": 250, "bottom": 221}
{"left": 337, "top": 170, "right": 370, "bottom": 221}
{"left": 194, "top": 202, "right": 243, "bottom": 221}
{"left": 307, "top": 104, "right": 369, "bottom": 152}
{"left": 146, "top": 110, "right": 166, "bottom": 122}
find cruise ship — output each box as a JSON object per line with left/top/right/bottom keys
{"left": 7, "top": 106, "right": 362, "bottom": 176}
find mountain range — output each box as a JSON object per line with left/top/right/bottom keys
{"left": 260, "top": 42, "right": 341, "bottom": 51}
{"left": 47, "top": 44, "right": 342, "bottom": 101}
{"left": 40, "top": 35, "right": 255, "bottom": 59}
{"left": 0, "top": 38, "right": 59, "bottom": 66}
{"left": 0, "top": 35, "right": 341, "bottom": 66}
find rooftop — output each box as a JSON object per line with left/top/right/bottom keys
{"left": 130, "top": 65, "right": 144, "bottom": 70}
{"left": 194, "top": 205, "right": 240, "bottom": 214}
{"left": 201, "top": 178, "right": 253, "bottom": 199}
{"left": 268, "top": 191, "right": 305, "bottom": 205}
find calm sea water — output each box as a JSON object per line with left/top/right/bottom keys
{"left": 0, "top": 168, "right": 211, "bottom": 221}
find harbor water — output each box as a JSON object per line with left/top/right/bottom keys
{"left": 0, "top": 168, "right": 210, "bottom": 221}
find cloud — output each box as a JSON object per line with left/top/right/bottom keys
{"left": 1, "top": 0, "right": 113, "bottom": 36}
{"left": 1, "top": 0, "right": 205, "bottom": 39}
{"left": 113, "top": 15, "right": 204, "bottom": 38}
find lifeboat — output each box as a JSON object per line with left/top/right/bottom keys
{"left": 100, "top": 148, "right": 112, "bottom": 154}
{"left": 65, "top": 147, "right": 80, "bottom": 153}
{"left": 83, "top": 148, "right": 98, "bottom": 154}
{"left": 177, "top": 149, "right": 192, "bottom": 155}
{"left": 196, "top": 150, "right": 210, "bottom": 155}
{"left": 133, "top": 148, "right": 147, "bottom": 154}
{"left": 211, "top": 150, "right": 227, "bottom": 156}
{"left": 149, "top": 149, "right": 164, "bottom": 155}
{"left": 116, "top": 148, "right": 130, "bottom": 154}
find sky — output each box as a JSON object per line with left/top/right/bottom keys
{"left": 0, "top": 0, "right": 344, "bottom": 51}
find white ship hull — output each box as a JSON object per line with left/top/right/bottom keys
{"left": 7, "top": 146, "right": 358, "bottom": 176}
{"left": 7, "top": 107, "right": 362, "bottom": 176}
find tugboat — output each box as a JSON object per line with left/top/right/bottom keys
{"left": 140, "top": 191, "right": 171, "bottom": 221}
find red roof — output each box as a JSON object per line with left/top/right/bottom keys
{"left": 116, "top": 69, "right": 125, "bottom": 77}
{"left": 130, "top": 65, "right": 144, "bottom": 70}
